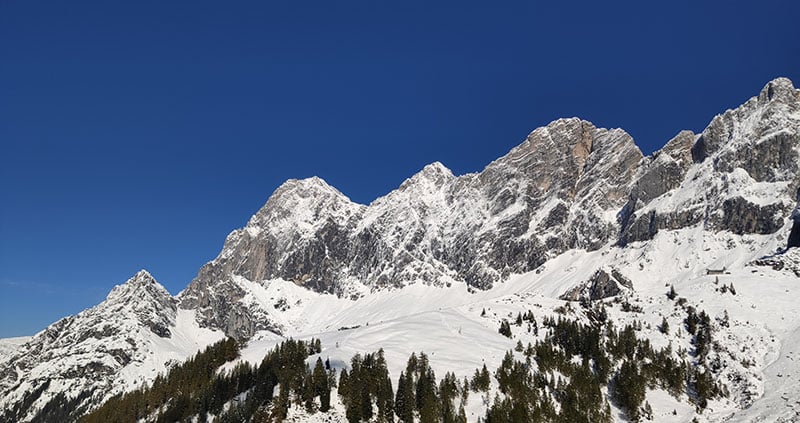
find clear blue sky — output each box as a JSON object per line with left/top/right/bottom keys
{"left": 2, "top": 0, "right": 799, "bottom": 337}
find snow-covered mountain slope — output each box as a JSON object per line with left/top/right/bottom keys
{"left": 0, "top": 271, "right": 224, "bottom": 421}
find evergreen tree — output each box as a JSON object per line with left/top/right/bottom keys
{"left": 660, "top": 317, "right": 670, "bottom": 334}
{"left": 416, "top": 368, "right": 440, "bottom": 423}
{"left": 302, "top": 369, "right": 315, "bottom": 413}
{"left": 395, "top": 371, "right": 415, "bottom": 423}
{"left": 456, "top": 404, "right": 467, "bottom": 423}
{"left": 312, "top": 358, "right": 330, "bottom": 412}
{"left": 498, "top": 319, "right": 512, "bottom": 338}
{"left": 612, "top": 360, "right": 645, "bottom": 422}
{"left": 273, "top": 383, "right": 290, "bottom": 422}
{"left": 339, "top": 368, "right": 350, "bottom": 401}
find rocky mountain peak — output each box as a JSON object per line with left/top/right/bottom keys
{"left": 398, "top": 161, "right": 454, "bottom": 190}
{"left": 525, "top": 118, "right": 595, "bottom": 169}
{"left": 758, "top": 77, "right": 799, "bottom": 105}
{"left": 102, "top": 271, "right": 176, "bottom": 336}
{"left": 0, "top": 270, "right": 191, "bottom": 420}
{"left": 262, "top": 176, "right": 349, "bottom": 206}
{"left": 247, "top": 176, "right": 362, "bottom": 231}
{"left": 105, "top": 269, "right": 171, "bottom": 306}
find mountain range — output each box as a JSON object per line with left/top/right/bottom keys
{"left": 2, "top": 77, "right": 800, "bottom": 422}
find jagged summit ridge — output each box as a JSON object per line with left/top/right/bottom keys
{"left": 620, "top": 77, "right": 800, "bottom": 243}
{"left": 105, "top": 269, "right": 170, "bottom": 305}
{"left": 177, "top": 78, "right": 800, "bottom": 341}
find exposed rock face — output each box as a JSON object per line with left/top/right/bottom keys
{"left": 560, "top": 268, "right": 633, "bottom": 301}
{"left": 788, "top": 188, "right": 800, "bottom": 250}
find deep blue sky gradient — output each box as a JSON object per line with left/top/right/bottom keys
{"left": 2, "top": 1, "right": 799, "bottom": 337}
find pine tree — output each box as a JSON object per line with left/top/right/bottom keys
{"left": 320, "top": 382, "right": 331, "bottom": 413}
{"left": 612, "top": 360, "right": 645, "bottom": 422}
{"left": 417, "top": 368, "right": 440, "bottom": 423}
{"left": 360, "top": 382, "right": 373, "bottom": 421}
{"left": 376, "top": 350, "right": 395, "bottom": 422}
{"left": 660, "top": 317, "right": 670, "bottom": 334}
{"left": 273, "top": 384, "right": 290, "bottom": 422}
{"left": 456, "top": 404, "right": 467, "bottom": 423}
{"left": 498, "top": 320, "right": 512, "bottom": 338}
{"left": 339, "top": 368, "right": 350, "bottom": 401}
{"left": 313, "top": 358, "right": 330, "bottom": 412}
{"left": 471, "top": 364, "right": 490, "bottom": 392}
{"left": 395, "top": 371, "right": 414, "bottom": 423}
{"left": 303, "top": 370, "right": 315, "bottom": 413}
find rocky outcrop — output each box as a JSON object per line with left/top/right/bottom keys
{"left": 788, "top": 188, "right": 800, "bottom": 250}
{"left": 560, "top": 268, "right": 634, "bottom": 301}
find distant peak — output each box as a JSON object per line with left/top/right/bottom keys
{"left": 399, "top": 162, "right": 454, "bottom": 191}
{"left": 758, "top": 77, "right": 798, "bottom": 104}
{"left": 526, "top": 117, "right": 599, "bottom": 141}
{"left": 105, "top": 269, "right": 170, "bottom": 303}
{"left": 132, "top": 269, "right": 155, "bottom": 281}
{"left": 278, "top": 176, "right": 333, "bottom": 191}
{"left": 548, "top": 117, "right": 594, "bottom": 127}
{"left": 420, "top": 161, "right": 453, "bottom": 177}
{"left": 264, "top": 176, "right": 350, "bottom": 203}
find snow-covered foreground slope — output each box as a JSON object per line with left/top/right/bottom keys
{"left": 221, "top": 223, "right": 800, "bottom": 422}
